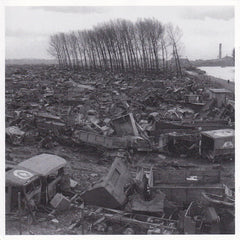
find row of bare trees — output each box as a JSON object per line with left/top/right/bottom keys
{"left": 48, "top": 18, "right": 183, "bottom": 76}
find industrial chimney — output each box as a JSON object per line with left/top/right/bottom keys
{"left": 219, "top": 43, "right": 222, "bottom": 59}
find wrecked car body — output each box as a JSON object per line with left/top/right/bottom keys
{"left": 200, "top": 129, "right": 235, "bottom": 162}
{"left": 72, "top": 130, "right": 152, "bottom": 151}
{"left": 6, "top": 165, "right": 41, "bottom": 213}
{"left": 81, "top": 158, "right": 133, "bottom": 209}
{"left": 149, "top": 165, "right": 231, "bottom": 206}
{"left": 111, "top": 113, "right": 139, "bottom": 137}
{"left": 18, "top": 154, "right": 67, "bottom": 203}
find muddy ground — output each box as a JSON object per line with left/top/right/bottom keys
{"left": 5, "top": 64, "right": 235, "bottom": 234}
{"left": 5, "top": 143, "right": 234, "bottom": 235}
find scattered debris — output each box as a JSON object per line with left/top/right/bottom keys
{"left": 6, "top": 126, "right": 25, "bottom": 145}
{"left": 5, "top": 65, "right": 235, "bottom": 234}
{"left": 183, "top": 201, "right": 220, "bottom": 234}
{"left": 50, "top": 193, "right": 71, "bottom": 211}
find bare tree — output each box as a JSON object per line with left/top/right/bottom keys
{"left": 166, "top": 23, "right": 183, "bottom": 77}
{"left": 48, "top": 18, "right": 184, "bottom": 76}
{"left": 48, "top": 34, "right": 63, "bottom": 67}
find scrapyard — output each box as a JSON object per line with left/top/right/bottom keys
{"left": 5, "top": 64, "right": 235, "bottom": 235}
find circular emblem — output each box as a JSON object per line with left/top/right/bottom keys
{"left": 214, "top": 130, "right": 233, "bottom": 137}
{"left": 13, "top": 170, "right": 33, "bottom": 179}
{"left": 222, "top": 141, "right": 233, "bottom": 149}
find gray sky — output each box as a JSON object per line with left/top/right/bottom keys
{"left": 5, "top": 6, "right": 234, "bottom": 60}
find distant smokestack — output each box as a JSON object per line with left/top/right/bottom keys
{"left": 219, "top": 43, "right": 222, "bottom": 59}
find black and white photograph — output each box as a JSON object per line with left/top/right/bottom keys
{"left": 2, "top": 1, "right": 238, "bottom": 236}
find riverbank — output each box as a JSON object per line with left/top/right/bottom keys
{"left": 187, "top": 70, "right": 234, "bottom": 94}
{"left": 198, "top": 66, "right": 234, "bottom": 83}
{"left": 204, "top": 74, "right": 235, "bottom": 93}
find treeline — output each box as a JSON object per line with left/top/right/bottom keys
{"left": 48, "top": 18, "right": 183, "bottom": 76}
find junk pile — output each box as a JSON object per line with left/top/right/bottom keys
{"left": 81, "top": 158, "right": 234, "bottom": 234}
{"left": 5, "top": 65, "right": 235, "bottom": 234}
{"left": 6, "top": 154, "right": 234, "bottom": 234}
{"left": 6, "top": 65, "right": 234, "bottom": 161}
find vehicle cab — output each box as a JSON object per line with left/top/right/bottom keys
{"left": 6, "top": 166, "right": 41, "bottom": 213}
{"left": 201, "top": 129, "right": 234, "bottom": 162}
{"left": 18, "top": 154, "right": 67, "bottom": 203}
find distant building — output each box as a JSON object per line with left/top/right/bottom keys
{"left": 191, "top": 55, "right": 234, "bottom": 67}
{"left": 218, "top": 43, "right": 222, "bottom": 59}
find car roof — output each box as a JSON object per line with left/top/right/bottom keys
{"left": 18, "top": 154, "right": 67, "bottom": 176}
{"left": 201, "top": 129, "right": 234, "bottom": 139}
{"left": 6, "top": 166, "right": 39, "bottom": 187}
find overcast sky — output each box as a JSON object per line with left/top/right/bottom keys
{"left": 5, "top": 6, "right": 234, "bottom": 60}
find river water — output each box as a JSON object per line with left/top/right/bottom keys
{"left": 198, "top": 66, "right": 235, "bottom": 82}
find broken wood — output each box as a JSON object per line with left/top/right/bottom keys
{"left": 90, "top": 212, "right": 177, "bottom": 230}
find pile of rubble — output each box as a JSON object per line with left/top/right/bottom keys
{"left": 6, "top": 65, "right": 234, "bottom": 161}
{"left": 5, "top": 65, "right": 235, "bottom": 234}
{"left": 6, "top": 153, "right": 234, "bottom": 234}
